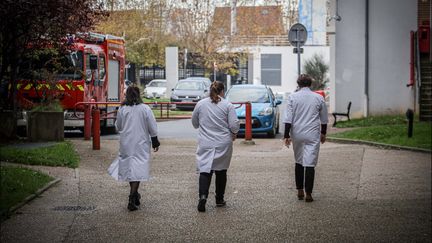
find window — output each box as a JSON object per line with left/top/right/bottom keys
{"left": 99, "top": 54, "right": 106, "bottom": 84}
{"left": 261, "top": 54, "right": 281, "bottom": 86}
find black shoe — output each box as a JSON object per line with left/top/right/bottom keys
{"left": 134, "top": 193, "right": 141, "bottom": 206}
{"left": 215, "top": 198, "right": 226, "bottom": 207}
{"left": 305, "top": 194, "right": 314, "bottom": 203}
{"left": 197, "top": 196, "right": 207, "bottom": 212}
{"left": 128, "top": 194, "right": 139, "bottom": 211}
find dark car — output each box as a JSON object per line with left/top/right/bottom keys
{"left": 170, "top": 79, "right": 209, "bottom": 110}
{"left": 225, "top": 84, "right": 282, "bottom": 138}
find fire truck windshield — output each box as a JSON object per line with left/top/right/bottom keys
{"left": 18, "top": 50, "right": 84, "bottom": 81}
{"left": 59, "top": 51, "right": 83, "bottom": 80}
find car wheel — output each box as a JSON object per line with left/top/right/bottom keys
{"left": 267, "top": 123, "right": 276, "bottom": 138}
{"left": 275, "top": 120, "right": 280, "bottom": 134}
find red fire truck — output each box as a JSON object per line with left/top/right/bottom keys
{"left": 15, "top": 32, "right": 126, "bottom": 132}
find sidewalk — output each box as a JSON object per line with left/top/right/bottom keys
{"left": 1, "top": 138, "right": 431, "bottom": 242}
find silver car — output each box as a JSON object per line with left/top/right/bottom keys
{"left": 170, "top": 79, "right": 209, "bottom": 110}
{"left": 185, "top": 77, "right": 212, "bottom": 88}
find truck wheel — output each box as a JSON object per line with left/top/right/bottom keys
{"left": 101, "top": 126, "right": 117, "bottom": 135}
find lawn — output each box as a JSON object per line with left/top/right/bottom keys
{"left": 334, "top": 115, "right": 406, "bottom": 128}
{"left": 0, "top": 141, "right": 79, "bottom": 168}
{"left": 0, "top": 166, "right": 53, "bottom": 217}
{"left": 330, "top": 116, "right": 431, "bottom": 150}
{"left": 143, "top": 98, "right": 193, "bottom": 118}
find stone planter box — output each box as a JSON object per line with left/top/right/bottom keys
{"left": 0, "top": 111, "right": 15, "bottom": 141}
{"left": 27, "top": 111, "right": 64, "bottom": 142}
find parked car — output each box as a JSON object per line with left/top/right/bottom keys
{"left": 225, "top": 84, "right": 282, "bottom": 138}
{"left": 170, "top": 79, "right": 209, "bottom": 110}
{"left": 143, "top": 79, "right": 167, "bottom": 99}
{"left": 185, "top": 77, "right": 212, "bottom": 88}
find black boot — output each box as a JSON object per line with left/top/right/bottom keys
{"left": 197, "top": 195, "right": 207, "bottom": 212}
{"left": 215, "top": 196, "right": 226, "bottom": 207}
{"left": 134, "top": 192, "right": 141, "bottom": 206}
{"left": 215, "top": 170, "right": 227, "bottom": 207}
{"left": 128, "top": 194, "right": 139, "bottom": 211}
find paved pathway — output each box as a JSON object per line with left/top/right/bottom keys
{"left": 1, "top": 138, "right": 431, "bottom": 242}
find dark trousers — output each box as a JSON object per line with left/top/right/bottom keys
{"left": 295, "top": 163, "right": 315, "bottom": 194}
{"left": 199, "top": 170, "right": 227, "bottom": 200}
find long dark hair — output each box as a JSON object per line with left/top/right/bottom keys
{"left": 210, "top": 81, "right": 224, "bottom": 104}
{"left": 122, "top": 85, "right": 143, "bottom": 106}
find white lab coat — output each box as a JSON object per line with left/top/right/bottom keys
{"left": 192, "top": 97, "right": 240, "bottom": 173}
{"left": 108, "top": 104, "right": 158, "bottom": 181}
{"left": 283, "top": 87, "right": 328, "bottom": 167}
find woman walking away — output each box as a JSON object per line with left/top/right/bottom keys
{"left": 192, "top": 81, "right": 240, "bottom": 212}
{"left": 282, "top": 74, "right": 328, "bottom": 202}
{"left": 108, "top": 85, "right": 160, "bottom": 211}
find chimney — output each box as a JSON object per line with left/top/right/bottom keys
{"left": 231, "top": 0, "right": 237, "bottom": 36}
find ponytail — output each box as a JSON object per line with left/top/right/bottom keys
{"left": 210, "top": 81, "right": 224, "bottom": 104}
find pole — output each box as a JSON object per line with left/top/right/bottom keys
{"left": 92, "top": 109, "right": 100, "bottom": 150}
{"left": 406, "top": 109, "right": 414, "bottom": 138}
{"left": 184, "top": 48, "right": 187, "bottom": 76}
{"left": 245, "top": 102, "right": 252, "bottom": 141}
{"left": 296, "top": 30, "right": 301, "bottom": 76}
{"left": 84, "top": 105, "right": 91, "bottom": 140}
{"left": 214, "top": 62, "right": 217, "bottom": 82}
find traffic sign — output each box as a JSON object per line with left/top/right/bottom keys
{"left": 288, "top": 23, "right": 308, "bottom": 47}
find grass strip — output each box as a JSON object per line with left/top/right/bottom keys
{"left": 0, "top": 141, "right": 79, "bottom": 168}
{"left": 335, "top": 115, "right": 407, "bottom": 128}
{"left": 330, "top": 122, "right": 431, "bottom": 150}
{"left": 0, "top": 166, "right": 53, "bottom": 215}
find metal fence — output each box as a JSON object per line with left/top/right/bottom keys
{"left": 136, "top": 66, "right": 248, "bottom": 86}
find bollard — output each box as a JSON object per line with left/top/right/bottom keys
{"left": 84, "top": 105, "right": 91, "bottom": 140}
{"left": 92, "top": 109, "right": 100, "bottom": 150}
{"left": 242, "top": 102, "right": 255, "bottom": 145}
{"left": 406, "top": 109, "right": 414, "bottom": 138}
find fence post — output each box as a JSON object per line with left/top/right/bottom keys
{"left": 242, "top": 102, "right": 255, "bottom": 145}
{"left": 92, "top": 109, "right": 100, "bottom": 150}
{"left": 406, "top": 109, "right": 414, "bottom": 138}
{"left": 84, "top": 105, "right": 91, "bottom": 140}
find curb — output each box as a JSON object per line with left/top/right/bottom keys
{"left": 1, "top": 178, "right": 61, "bottom": 220}
{"left": 327, "top": 137, "right": 432, "bottom": 153}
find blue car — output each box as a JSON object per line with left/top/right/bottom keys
{"left": 225, "top": 84, "right": 282, "bottom": 138}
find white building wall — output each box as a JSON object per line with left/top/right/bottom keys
{"left": 331, "top": 0, "right": 417, "bottom": 117}
{"left": 246, "top": 46, "right": 330, "bottom": 95}
{"left": 368, "top": 0, "right": 417, "bottom": 115}
{"left": 165, "top": 47, "right": 178, "bottom": 99}
{"left": 331, "top": 0, "right": 366, "bottom": 117}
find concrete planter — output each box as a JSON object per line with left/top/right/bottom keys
{"left": 27, "top": 111, "right": 64, "bottom": 142}
{"left": 0, "top": 111, "right": 15, "bottom": 141}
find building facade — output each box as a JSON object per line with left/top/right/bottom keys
{"left": 328, "top": 0, "right": 428, "bottom": 118}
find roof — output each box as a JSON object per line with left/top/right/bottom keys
{"left": 230, "top": 84, "right": 267, "bottom": 89}
{"left": 211, "top": 6, "right": 286, "bottom": 37}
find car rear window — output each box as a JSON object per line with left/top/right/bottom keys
{"left": 148, "top": 81, "right": 166, "bottom": 87}
{"left": 175, "top": 81, "right": 204, "bottom": 90}
{"left": 226, "top": 87, "right": 269, "bottom": 103}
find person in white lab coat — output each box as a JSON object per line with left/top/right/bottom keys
{"left": 108, "top": 86, "right": 160, "bottom": 211}
{"left": 283, "top": 74, "right": 328, "bottom": 202}
{"left": 192, "top": 81, "right": 240, "bottom": 212}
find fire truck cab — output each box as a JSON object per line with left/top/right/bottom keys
{"left": 16, "top": 32, "right": 126, "bottom": 132}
